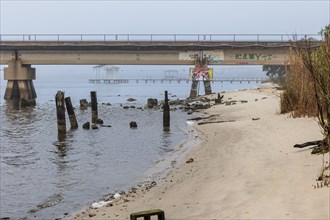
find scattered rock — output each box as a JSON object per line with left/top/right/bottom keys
{"left": 130, "top": 121, "right": 138, "bottom": 128}
{"left": 88, "top": 213, "right": 96, "bottom": 217}
{"left": 83, "top": 122, "right": 90, "bottom": 129}
{"left": 96, "top": 118, "right": 104, "bottom": 124}
{"left": 80, "top": 99, "right": 88, "bottom": 110}
{"left": 91, "top": 124, "right": 98, "bottom": 129}
{"left": 169, "top": 99, "right": 185, "bottom": 105}
{"left": 186, "top": 158, "right": 194, "bottom": 163}
{"left": 147, "top": 98, "right": 158, "bottom": 108}
{"left": 91, "top": 201, "right": 112, "bottom": 209}
{"left": 114, "top": 193, "right": 121, "bottom": 200}
{"left": 127, "top": 98, "right": 137, "bottom": 102}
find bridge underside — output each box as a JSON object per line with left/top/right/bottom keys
{"left": 0, "top": 48, "right": 288, "bottom": 65}
{"left": 0, "top": 41, "right": 291, "bottom": 104}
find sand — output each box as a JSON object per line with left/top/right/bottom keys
{"left": 73, "top": 86, "right": 329, "bottom": 220}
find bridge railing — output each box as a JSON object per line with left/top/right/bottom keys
{"left": 0, "top": 34, "right": 322, "bottom": 43}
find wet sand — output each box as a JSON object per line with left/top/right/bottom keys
{"left": 72, "top": 86, "right": 329, "bottom": 219}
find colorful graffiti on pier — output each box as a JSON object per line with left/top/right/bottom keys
{"left": 189, "top": 68, "right": 213, "bottom": 81}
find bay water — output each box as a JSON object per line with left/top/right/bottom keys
{"left": 0, "top": 66, "right": 261, "bottom": 219}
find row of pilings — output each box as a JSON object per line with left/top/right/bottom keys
{"left": 55, "top": 90, "right": 170, "bottom": 140}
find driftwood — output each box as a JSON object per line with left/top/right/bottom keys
{"left": 198, "top": 120, "right": 235, "bottom": 125}
{"left": 188, "top": 115, "right": 218, "bottom": 121}
{"left": 294, "top": 139, "right": 329, "bottom": 155}
{"left": 293, "top": 140, "right": 323, "bottom": 148}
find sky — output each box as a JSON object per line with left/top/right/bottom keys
{"left": 0, "top": 0, "right": 329, "bottom": 80}
{"left": 0, "top": 0, "right": 329, "bottom": 34}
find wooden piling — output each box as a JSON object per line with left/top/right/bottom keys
{"left": 163, "top": 91, "right": 170, "bottom": 131}
{"left": 65, "top": 97, "right": 78, "bottom": 129}
{"left": 55, "top": 91, "right": 66, "bottom": 139}
{"left": 91, "top": 91, "right": 98, "bottom": 124}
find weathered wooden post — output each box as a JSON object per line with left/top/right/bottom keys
{"left": 65, "top": 97, "right": 78, "bottom": 129}
{"left": 55, "top": 91, "right": 66, "bottom": 139}
{"left": 163, "top": 91, "right": 170, "bottom": 131}
{"left": 91, "top": 91, "right": 98, "bottom": 124}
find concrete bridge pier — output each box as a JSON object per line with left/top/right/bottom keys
{"left": 4, "top": 60, "right": 37, "bottom": 106}
{"left": 189, "top": 58, "right": 212, "bottom": 98}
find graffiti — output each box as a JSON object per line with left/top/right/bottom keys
{"left": 179, "top": 51, "right": 224, "bottom": 63}
{"left": 235, "top": 53, "right": 273, "bottom": 61}
{"left": 189, "top": 68, "right": 213, "bottom": 81}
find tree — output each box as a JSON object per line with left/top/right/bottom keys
{"left": 262, "top": 65, "right": 286, "bottom": 86}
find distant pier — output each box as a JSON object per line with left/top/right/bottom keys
{"left": 88, "top": 78, "right": 267, "bottom": 84}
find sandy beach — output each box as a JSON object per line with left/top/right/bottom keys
{"left": 72, "top": 86, "right": 329, "bottom": 220}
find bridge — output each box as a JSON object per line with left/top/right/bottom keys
{"left": 0, "top": 34, "right": 321, "bottom": 104}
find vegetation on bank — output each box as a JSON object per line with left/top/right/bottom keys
{"left": 280, "top": 25, "right": 330, "bottom": 186}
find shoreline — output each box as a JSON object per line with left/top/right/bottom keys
{"left": 72, "top": 86, "right": 329, "bottom": 219}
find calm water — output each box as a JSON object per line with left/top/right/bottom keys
{"left": 0, "top": 72, "right": 260, "bottom": 219}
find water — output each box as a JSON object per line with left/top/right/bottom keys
{"left": 0, "top": 69, "right": 260, "bottom": 219}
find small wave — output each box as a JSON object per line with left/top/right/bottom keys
{"left": 28, "top": 193, "right": 63, "bottom": 213}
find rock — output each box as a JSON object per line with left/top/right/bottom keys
{"left": 147, "top": 98, "right": 158, "bottom": 108}
{"left": 83, "top": 122, "right": 90, "bottom": 129}
{"left": 123, "top": 106, "right": 130, "bottom": 109}
{"left": 127, "top": 98, "right": 137, "bottom": 102}
{"left": 241, "top": 100, "right": 248, "bottom": 103}
{"left": 91, "top": 201, "right": 112, "bottom": 209}
{"left": 252, "top": 117, "right": 260, "bottom": 121}
{"left": 186, "top": 158, "right": 194, "bottom": 163}
{"left": 130, "top": 106, "right": 136, "bottom": 109}
{"left": 80, "top": 99, "right": 88, "bottom": 110}
{"left": 130, "top": 121, "right": 138, "bottom": 128}
{"left": 89, "top": 213, "right": 96, "bottom": 217}
{"left": 91, "top": 124, "right": 98, "bottom": 129}
{"left": 114, "top": 193, "right": 121, "bottom": 200}
{"left": 106, "top": 103, "right": 111, "bottom": 106}
{"left": 96, "top": 118, "right": 104, "bottom": 124}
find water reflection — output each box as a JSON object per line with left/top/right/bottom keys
{"left": 160, "top": 130, "right": 173, "bottom": 152}
{"left": 0, "top": 101, "right": 189, "bottom": 219}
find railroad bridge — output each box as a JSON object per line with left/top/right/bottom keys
{"left": 0, "top": 34, "right": 321, "bottom": 104}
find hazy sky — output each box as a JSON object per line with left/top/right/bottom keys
{"left": 0, "top": 0, "right": 329, "bottom": 34}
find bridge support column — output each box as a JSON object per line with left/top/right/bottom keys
{"left": 4, "top": 60, "right": 37, "bottom": 106}
{"left": 189, "top": 80, "right": 199, "bottom": 98}
{"left": 203, "top": 80, "right": 212, "bottom": 95}
{"left": 189, "top": 58, "right": 212, "bottom": 98}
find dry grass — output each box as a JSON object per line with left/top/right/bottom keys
{"left": 280, "top": 54, "right": 319, "bottom": 117}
